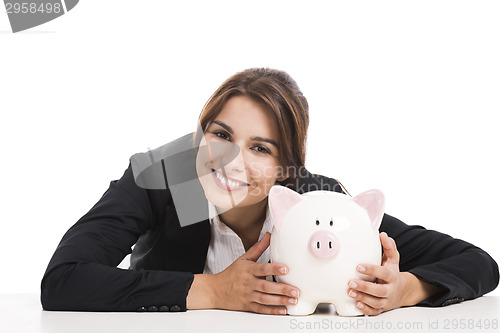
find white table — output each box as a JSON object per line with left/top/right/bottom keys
{"left": 1, "top": 294, "right": 499, "bottom": 333}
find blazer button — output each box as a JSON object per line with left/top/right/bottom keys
{"left": 441, "top": 299, "right": 452, "bottom": 306}
{"left": 170, "top": 305, "right": 181, "bottom": 312}
{"left": 159, "top": 305, "right": 169, "bottom": 312}
{"left": 136, "top": 306, "right": 147, "bottom": 312}
{"left": 441, "top": 297, "right": 462, "bottom": 306}
{"left": 147, "top": 306, "right": 158, "bottom": 312}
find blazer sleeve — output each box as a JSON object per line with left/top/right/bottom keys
{"left": 380, "top": 214, "right": 499, "bottom": 307}
{"left": 40, "top": 162, "right": 194, "bottom": 312}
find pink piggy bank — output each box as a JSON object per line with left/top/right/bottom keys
{"left": 269, "top": 185, "right": 384, "bottom": 316}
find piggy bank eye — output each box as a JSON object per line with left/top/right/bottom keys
{"left": 329, "top": 219, "right": 333, "bottom": 226}
{"left": 315, "top": 219, "right": 320, "bottom": 226}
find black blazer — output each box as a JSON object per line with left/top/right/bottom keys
{"left": 40, "top": 134, "right": 499, "bottom": 312}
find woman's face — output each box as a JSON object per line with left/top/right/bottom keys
{"left": 196, "top": 95, "right": 286, "bottom": 212}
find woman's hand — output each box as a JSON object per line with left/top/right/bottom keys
{"left": 347, "top": 232, "right": 443, "bottom": 316}
{"left": 187, "top": 232, "right": 300, "bottom": 315}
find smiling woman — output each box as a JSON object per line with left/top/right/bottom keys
{"left": 196, "top": 96, "right": 286, "bottom": 215}
{"left": 195, "top": 68, "right": 309, "bottom": 186}
{"left": 40, "top": 67, "right": 499, "bottom": 316}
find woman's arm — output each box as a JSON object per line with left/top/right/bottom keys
{"left": 382, "top": 213, "right": 499, "bottom": 306}
{"left": 399, "top": 271, "right": 444, "bottom": 306}
{"left": 346, "top": 213, "right": 499, "bottom": 315}
{"left": 41, "top": 163, "right": 194, "bottom": 312}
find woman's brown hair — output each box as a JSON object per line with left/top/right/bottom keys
{"left": 194, "top": 67, "right": 309, "bottom": 186}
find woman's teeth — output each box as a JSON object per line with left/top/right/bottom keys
{"left": 215, "top": 172, "right": 246, "bottom": 187}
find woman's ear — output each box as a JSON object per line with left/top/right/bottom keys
{"left": 276, "top": 174, "right": 289, "bottom": 182}
{"left": 275, "top": 166, "right": 288, "bottom": 182}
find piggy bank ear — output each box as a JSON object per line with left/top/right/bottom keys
{"left": 268, "top": 185, "right": 303, "bottom": 231}
{"left": 352, "top": 189, "right": 385, "bottom": 230}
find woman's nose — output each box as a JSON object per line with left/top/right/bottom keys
{"left": 208, "top": 141, "right": 240, "bottom": 170}
{"left": 223, "top": 148, "right": 246, "bottom": 173}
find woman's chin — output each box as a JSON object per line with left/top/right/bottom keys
{"left": 206, "top": 189, "right": 248, "bottom": 208}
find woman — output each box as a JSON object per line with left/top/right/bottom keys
{"left": 41, "top": 68, "right": 499, "bottom": 316}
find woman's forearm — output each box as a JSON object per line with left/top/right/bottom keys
{"left": 186, "top": 274, "right": 217, "bottom": 310}
{"left": 400, "top": 272, "right": 445, "bottom": 307}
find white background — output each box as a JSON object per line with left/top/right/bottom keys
{"left": 0, "top": 1, "right": 498, "bottom": 296}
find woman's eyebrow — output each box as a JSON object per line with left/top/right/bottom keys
{"left": 251, "top": 136, "right": 278, "bottom": 148}
{"left": 211, "top": 120, "right": 278, "bottom": 148}
{"left": 211, "top": 120, "right": 233, "bottom": 134}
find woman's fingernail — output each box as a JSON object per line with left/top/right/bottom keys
{"left": 279, "top": 308, "right": 287, "bottom": 315}
{"left": 288, "top": 298, "right": 298, "bottom": 304}
{"left": 279, "top": 266, "right": 288, "bottom": 274}
{"left": 349, "top": 281, "right": 358, "bottom": 289}
{"left": 348, "top": 290, "right": 357, "bottom": 298}
{"left": 356, "top": 302, "right": 364, "bottom": 309}
{"left": 357, "top": 265, "right": 366, "bottom": 272}
{"left": 290, "top": 289, "right": 299, "bottom": 298}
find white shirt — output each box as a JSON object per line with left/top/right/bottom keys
{"left": 203, "top": 200, "right": 274, "bottom": 278}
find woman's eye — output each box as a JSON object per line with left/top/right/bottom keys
{"left": 253, "top": 145, "right": 271, "bottom": 154}
{"left": 213, "top": 131, "right": 230, "bottom": 141}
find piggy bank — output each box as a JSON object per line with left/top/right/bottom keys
{"left": 269, "top": 185, "right": 384, "bottom": 316}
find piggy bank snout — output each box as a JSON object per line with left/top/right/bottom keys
{"left": 309, "top": 230, "right": 339, "bottom": 260}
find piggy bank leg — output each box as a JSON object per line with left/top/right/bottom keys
{"left": 286, "top": 299, "right": 317, "bottom": 316}
{"left": 333, "top": 298, "right": 364, "bottom": 317}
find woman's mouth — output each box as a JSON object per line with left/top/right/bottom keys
{"left": 211, "top": 168, "right": 249, "bottom": 191}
